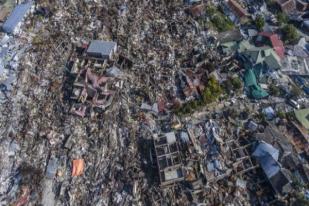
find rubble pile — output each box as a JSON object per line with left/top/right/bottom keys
{"left": 0, "top": 0, "right": 308, "bottom": 205}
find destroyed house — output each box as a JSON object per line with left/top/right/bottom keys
{"left": 154, "top": 132, "right": 184, "bottom": 186}
{"left": 252, "top": 141, "right": 292, "bottom": 195}
{"left": 227, "top": 0, "right": 249, "bottom": 20}
{"left": 276, "top": 0, "right": 296, "bottom": 14}
{"left": 296, "top": 0, "right": 309, "bottom": 11}
{"left": 86, "top": 40, "right": 117, "bottom": 60}
{"left": 70, "top": 68, "right": 114, "bottom": 117}
{"left": 2, "top": 1, "right": 33, "bottom": 34}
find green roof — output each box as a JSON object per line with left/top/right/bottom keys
{"left": 221, "top": 42, "right": 238, "bottom": 54}
{"left": 244, "top": 69, "right": 268, "bottom": 99}
{"left": 238, "top": 40, "right": 251, "bottom": 52}
{"left": 294, "top": 108, "right": 309, "bottom": 130}
{"left": 244, "top": 69, "right": 257, "bottom": 87}
{"left": 238, "top": 41, "right": 281, "bottom": 70}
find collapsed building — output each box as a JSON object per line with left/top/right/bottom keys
{"left": 65, "top": 40, "right": 121, "bottom": 117}
{"left": 153, "top": 132, "right": 184, "bottom": 186}
{"left": 0, "top": 0, "right": 308, "bottom": 205}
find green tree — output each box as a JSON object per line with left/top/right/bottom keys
{"left": 277, "top": 110, "right": 286, "bottom": 119}
{"left": 205, "top": 5, "right": 217, "bottom": 16}
{"left": 202, "top": 88, "right": 213, "bottom": 103}
{"left": 292, "top": 193, "right": 309, "bottom": 206}
{"left": 255, "top": 15, "right": 265, "bottom": 31}
{"left": 224, "top": 79, "right": 233, "bottom": 94}
{"left": 205, "top": 62, "right": 215, "bottom": 73}
{"left": 269, "top": 84, "right": 280, "bottom": 96}
{"left": 282, "top": 24, "right": 299, "bottom": 43}
{"left": 206, "top": 5, "right": 234, "bottom": 32}
{"left": 231, "top": 77, "right": 242, "bottom": 90}
{"left": 277, "top": 12, "right": 288, "bottom": 26}
{"left": 291, "top": 84, "right": 302, "bottom": 97}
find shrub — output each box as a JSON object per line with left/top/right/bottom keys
{"left": 255, "top": 15, "right": 265, "bottom": 31}
{"left": 282, "top": 24, "right": 299, "bottom": 44}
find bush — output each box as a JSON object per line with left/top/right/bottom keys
{"left": 175, "top": 76, "right": 223, "bottom": 115}
{"left": 211, "top": 15, "right": 234, "bottom": 32}
{"left": 205, "top": 5, "right": 217, "bottom": 16}
{"left": 282, "top": 24, "right": 299, "bottom": 44}
{"left": 206, "top": 5, "right": 234, "bottom": 32}
{"left": 277, "top": 12, "right": 288, "bottom": 26}
{"left": 255, "top": 15, "right": 265, "bottom": 31}
{"left": 269, "top": 84, "right": 280, "bottom": 96}
{"left": 277, "top": 110, "right": 286, "bottom": 119}
{"left": 231, "top": 77, "right": 242, "bottom": 90}
{"left": 224, "top": 79, "right": 233, "bottom": 94}
{"left": 291, "top": 84, "right": 302, "bottom": 97}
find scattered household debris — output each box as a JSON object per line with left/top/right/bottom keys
{"left": 0, "top": 0, "right": 308, "bottom": 205}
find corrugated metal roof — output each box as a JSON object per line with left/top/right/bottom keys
{"left": 2, "top": 1, "right": 33, "bottom": 34}
{"left": 253, "top": 142, "right": 280, "bottom": 178}
{"left": 87, "top": 40, "right": 116, "bottom": 57}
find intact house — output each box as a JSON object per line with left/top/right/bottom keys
{"left": 237, "top": 40, "right": 283, "bottom": 99}
{"left": 255, "top": 32, "right": 285, "bottom": 60}
{"left": 219, "top": 39, "right": 284, "bottom": 99}
{"left": 237, "top": 40, "right": 282, "bottom": 71}
{"left": 1, "top": 1, "right": 34, "bottom": 35}
{"left": 277, "top": 0, "right": 297, "bottom": 14}
{"left": 86, "top": 40, "right": 117, "bottom": 61}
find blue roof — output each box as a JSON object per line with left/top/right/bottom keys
{"left": 87, "top": 40, "right": 116, "bottom": 58}
{"left": 253, "top": 142, "right": 280, "bottom": 178}
{"left": 2, "top": 1, "right": 33, "bottom": 34}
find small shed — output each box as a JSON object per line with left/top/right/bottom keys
{"left": 86, "top": 40, "right": 117, "bottom": 60}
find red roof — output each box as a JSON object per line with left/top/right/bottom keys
{"left": 259, "top": 32, "right": 285, "bottom": 59}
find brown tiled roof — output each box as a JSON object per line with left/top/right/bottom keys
{"left": 277, "top": 0, "right": 296, "bottom": 13}
{"left": 227, "top": 0, "right": 249, "bottom": 18}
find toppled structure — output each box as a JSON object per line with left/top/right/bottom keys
{"left": 70, "top": 68, "right": 115, "bottom": 117}
{"left": 253, "top": 141, "right": 292, "bottom": 195}
{"left": 66, "top": 40, "right": 120, "bottom": 117}
{"left": 153, "top": 132, "right": 184, "bottom": 186}
{"left": 0, "top": 0, "right": 308, "bottom": 205}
